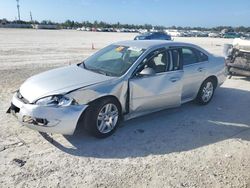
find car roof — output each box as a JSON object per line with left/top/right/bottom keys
{"left": 113, "top": 40, "right": 209, "bottom": 54}
{"left": 139, "top": 32, "right": 167, "bottom": 36}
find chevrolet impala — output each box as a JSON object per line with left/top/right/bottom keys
{"left": 7, "top": 40, "right": 226, "bottom": 138}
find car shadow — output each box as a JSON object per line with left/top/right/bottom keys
{"left": 40, "top": 87, "right": 250, "bottom": 158}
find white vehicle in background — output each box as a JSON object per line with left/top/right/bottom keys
{"left": 191, "top": 31, "right": 209, "bottom": 37}
{"left": 225, "top": 38, "right": 250, "bottom": 77}
{"left": 138, "top": 29, "right": 148, "bottom": 34}
{"left": 208, "top": 32, "right": 220, "bottom": 38}
{"left": 232, "top": 38, "right": 250, "bottom": 52}
{"left": 76, "top": 27, "right": 86, "bottom": 31}
{"left": 165, "top": 30, "right": 184, "bottom": 37}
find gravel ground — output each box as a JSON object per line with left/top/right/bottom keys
{"left": 0, "top": 29, "right": 250, "bottom": 188}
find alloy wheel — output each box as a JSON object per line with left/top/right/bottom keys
{"left": 201, "top": 81, "right": 214, "bottom": 102}
{"left": 96, "top": 103, "right": 119, "bottom": 134}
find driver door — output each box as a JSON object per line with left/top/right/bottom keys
{"left": 129, "top": 48, "right": 184, "bottom": 115}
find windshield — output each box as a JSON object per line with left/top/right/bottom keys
{"left": 81, "top": 45, "right": 145, "bottom": 77}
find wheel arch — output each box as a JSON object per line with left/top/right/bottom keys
{"left": 195, "top": 75, "right": 218, "bottom": 105}
{"left": 87, "top": 95, "right": 122, "bottom": 110}
{"left": 204, "top": 75, "right": 218, "bottom": 88}
{"left": 75, "top": 95, "right": 123, "bottom": 133}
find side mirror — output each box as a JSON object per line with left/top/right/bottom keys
{"left": 139, "top": 67, "right": 156, "bottom": 76}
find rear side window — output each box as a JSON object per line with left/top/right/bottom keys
{"left": 182, "top": 48, "right": 199, "bottom": 65}
{"left": 195, "top": 50, "right": 208, "bottom": 62}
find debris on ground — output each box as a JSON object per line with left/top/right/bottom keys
{"left": 12, "top": 158, "right": 26, "bottom": 167}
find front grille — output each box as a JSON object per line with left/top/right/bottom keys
{"left": 16, "top": 90, "right": 29, "bottom": 104}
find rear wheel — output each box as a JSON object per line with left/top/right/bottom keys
{"left": 196, "top": 79, "right": 215, "bottom": 105}
{"left": 84, "top": 98, "right": 121, "bottom": 138}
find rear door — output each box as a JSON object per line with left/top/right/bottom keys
{"left": 129, "top": 48, "right": 184, "bottom": 114}
{"left": 181, "top": 47, "right": 209, "bottom": 102}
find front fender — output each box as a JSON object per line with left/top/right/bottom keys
{"left": 67, "top": 80, "right": 128, "bottom": 113}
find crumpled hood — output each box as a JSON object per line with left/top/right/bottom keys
{"left": 20, "top": 65, "right": 114, "bottom": 103}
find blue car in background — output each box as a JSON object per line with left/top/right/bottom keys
{"left": 134, "top": 32, "right": 172, "bottom": 41}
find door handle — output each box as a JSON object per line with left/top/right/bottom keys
{"left": 170, "top": 77, "right": 180, "bottom": 82}
{"left": 197, "top": 67, "right": 205, "bottom": 72}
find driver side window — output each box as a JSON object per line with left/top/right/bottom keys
{"left": 139, "top": 49, "right": 169, "bottom": 74}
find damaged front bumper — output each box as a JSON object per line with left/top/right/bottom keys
{"left": 225, "top": 42, "right": 250, "bottom": 77}
{"left": 7, "top": 93, "right": 88, "bottom": 135}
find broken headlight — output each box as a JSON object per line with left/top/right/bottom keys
{"left": 35, "top": 95, "right": 76, "bottom": 107}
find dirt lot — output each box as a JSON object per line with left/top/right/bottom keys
{"left": 0, "top": 29, "right": 250, "bottom": 188}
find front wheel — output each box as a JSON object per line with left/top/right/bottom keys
{"left": 196, "top": 79, "right": 215, "bottom": 105}
{"left": 84, "top": 98, "right": 121, "bottom": 138}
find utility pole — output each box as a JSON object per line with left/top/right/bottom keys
{"left": 16, "top": 0, "right": 21, "bottom": 21}
{"left": 30, "top": 11, "right": 33, "bottom": 22}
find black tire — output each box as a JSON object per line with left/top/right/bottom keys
{"left": 196, "top": 78, "right": 215, "bottom": 105}
{"left": 83, "top": 98, "right": 121, "bottom": 138}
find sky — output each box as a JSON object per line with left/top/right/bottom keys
{"left": 0, "top": 0, "right": 250, "bottom": 27}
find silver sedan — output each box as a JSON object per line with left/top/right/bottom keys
{"left": 7, "top": 40, "right": 226, "bottom": 138}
